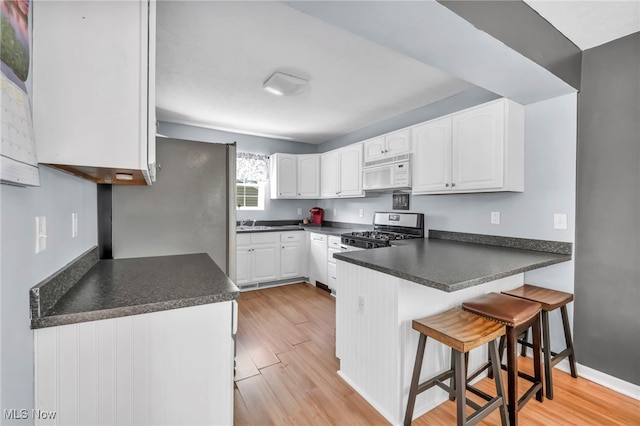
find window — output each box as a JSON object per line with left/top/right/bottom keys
{"left": 236, "top": 181, "right": 265, "bottom": 210}
{"left": 236, "top": 152, "right": 269, "bottom": 211}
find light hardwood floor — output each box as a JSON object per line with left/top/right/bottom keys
{"left": 234, "top": 283, "right": 640, "bottom": 425}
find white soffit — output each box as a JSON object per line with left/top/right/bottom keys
{"left": 155, "top": 1, "right": 474, "bottom": 144}
{"left": 524, "top": 0, "right": 640, "bottom": 51}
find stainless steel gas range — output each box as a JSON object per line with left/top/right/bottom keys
{"left": 340, "top": 212, "right": 425, "bottom": 250}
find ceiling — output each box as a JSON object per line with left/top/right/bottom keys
{"left": 523, "top": 0, "right": 640, "bottom": 51}
{"left": 156, "top": 1, "right": 639, "bottom": 145}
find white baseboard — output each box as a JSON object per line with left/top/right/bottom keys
{"left": 337, "top": 370, "right": 399, "bottom": 425}
{"left": 520, "top": 348, "right": 640, "bottom": 401}
{"left": 555, "top": 359, "right": 640, "bottom": 401}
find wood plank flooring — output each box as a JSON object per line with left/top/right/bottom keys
{"left": 234, "top": 283, "right": 640, "bottom": 425}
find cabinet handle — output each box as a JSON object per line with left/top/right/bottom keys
{"left": 451, "top": 183, "right": 456, "bottom": 187}
{"left": 445, "top": 183, "right": 450, "bottom": 187}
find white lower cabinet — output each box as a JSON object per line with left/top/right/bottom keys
{"left": 280, "top": 231, "right": 306, "bottom": 279}
{"left": 309, "top": 233, "right": 328, "bottom": 286}
{"left": 236, "top": 231, "right": 306, "bottom": 287}
{"left": 34, "top": 302, "right": 235, "bottom": 426}
{"left": 327, "top": 236, "right": 341, "bottom": 293}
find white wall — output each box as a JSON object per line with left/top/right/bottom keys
{"left": 0, "top": 166, "right": 97, "bottom": 424}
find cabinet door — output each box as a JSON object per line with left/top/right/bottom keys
{"left": 320, "top": 151, "right": 340, "bottom": 198}
{"left": 363, "top": 137, "right": 386, "bottom": 162}
{"left": 270, "top": 154, "right": 297, "bottom": 198}
{"left": 280, "top": 242, "right": 302, "bottom": 279}
{"left": 412, "top": 118, "right": 452, "bottom": 193}
{"left": 251, "top": 245, "right": 280, "bottom": 282}
{"left": 452, "top": 102, "right": 505, "bottom": 191}
{"left": 236, "top": 246, "right": 252, "bottom": 285}
{"left": 33, "top": 0, "right": 154, "bottom": 184}
{"left": 338, "top": 144, "right": 364, "bottom": 197}
{"left": 327, "top": 261, "right": 338, "bottom": 292}
{"left": 309, "top": 234, "right": 328, "bottom": 285}
{"left": 385, "top": 129, "right": 411, "bottom": 156}
{"left": 297, "top": 155, "right": 320, "bottom": 198}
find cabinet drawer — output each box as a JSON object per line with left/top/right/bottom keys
{"left": 328, "top": 236, "right": 342, "bottom": 249}
{"left": 281, "top": 231, "right": 303, "bottom": 242}
{"left": 251, "top": 232, "right": 280, "bottom": 245}
{"left": 310, "top": 233, "right": 326, "bottom": 243}
{"left": 327, "top": 248, "right": 341, "bottom": 264}
{"left": 237, "top": 234, "right": 251, "bottom": 246}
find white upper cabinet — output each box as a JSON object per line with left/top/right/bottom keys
{"left": 270, "top": 153, "right": 320, "bottom": 199}
{"left": 412, "top": 117, "right": 452, "bottom": 193}
{"left": 320, "top": 143, "right": 364, "bottom": 198}
{"left": 338, "top": 143, "right": 364, "bottom": 197}
{"left": 320, "top": 151, "right": 340, "bottom": 198}
{"left": 363, "top": 129, "right": 411, "bottom": 163}
{"left": 32, "top": 0, "right": 156, "bottom": 185}
{"left": 297, "top": 155, "right": 320, "bottom": 198}
{"left": 270, "top": 153, "right": 297, "bottom": 199}
{"left": 412, "top": 99, "right": 524, "bottom": 195}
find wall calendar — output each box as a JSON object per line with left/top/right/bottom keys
{"left": 1, "top": 0, "right": 39, "bottom": 187}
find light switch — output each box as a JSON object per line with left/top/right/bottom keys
{"left": 491, "top": 211, "right": 501, "bottom": 225}
{"left": 72, "top": 212, "right": 78, "bottom": 238}
{"left": 554, "top": 213, "right": 568, "bottom": 230}
{"left": 35, "top": 216, "right": 47, "bottom": 253}
{"left": 297, "top": 208, "right": 302, "bottom": 216}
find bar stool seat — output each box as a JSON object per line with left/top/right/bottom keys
{"left": 404, "top": 308, "right": 509, "bottom": 426}
{"left": 463, "top": 293, "right": 543, "bottom": 426}
{"left": 502, "top": 285, "right": 578, "bottom": 399}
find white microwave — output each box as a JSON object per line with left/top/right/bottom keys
{"left": 362, "top": 160, "right": 411, "bottom": 191}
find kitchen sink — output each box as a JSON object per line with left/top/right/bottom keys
{"left": 237, "top": 225, "right": 272, "bottom": 231}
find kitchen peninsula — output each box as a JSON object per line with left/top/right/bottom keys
{"left": 333, "top": 230, "right": 571, "bottom": 425}
{"left": 29, "top": 249, "right": 239, "bottom": 425}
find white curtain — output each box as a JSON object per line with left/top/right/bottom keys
{"left": 236, "top": 152, "right": 269, "bottom": 183}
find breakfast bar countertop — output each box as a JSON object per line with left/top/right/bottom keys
{"left": 333, "top": 230, "right": 572, "bottom": 292}
{"left": 30, "top": 251, "right": 240, "bottom": 329}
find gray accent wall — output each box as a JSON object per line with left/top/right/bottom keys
{"left": 113, "top": 139, "right": 231, "bottom": 271}
{"left": 575, "top": 32, "right": 640, "bottom": 385}
{"left": 1, "top": 166, "right": 97, "bottom": 425}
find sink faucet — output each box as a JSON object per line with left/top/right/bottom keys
{"left": 240, "top": 219, "right": 248, "bottom": 226}
{"left": 251, "top": 219, "right": 257, "bottom": 227}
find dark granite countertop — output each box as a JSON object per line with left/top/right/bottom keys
{"left": 235, "top": 221, "right": 371, "bottom": 236}
{"left": 31, "top": 252, "right": 240, "bottom": 329}
{"left": 333, "top": 230, "right": 572, "bottom": 292}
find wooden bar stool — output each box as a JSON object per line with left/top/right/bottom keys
{"left": 404, "top": 308, "right": 509, "bottom": 426}
{"left": 502, "top": 284, "right": 578, "bottom": 399}
{"left": 462, "top": 293, "right": 543, "bottom": 426}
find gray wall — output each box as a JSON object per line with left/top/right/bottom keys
{"left": 113, "top": 139, "right": 230, "bottom": 271}
{"left": 574, "top": 33, "right": 640, "bottom": 385}
{"left": 1, "top": 166, "right": 97, "bottom": 425}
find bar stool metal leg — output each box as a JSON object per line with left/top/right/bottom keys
{"left": 405, "top": 334, "right": 427, "bottom": 426}
{"left": 560, "top": 305, "right": 578, "bottom": 379}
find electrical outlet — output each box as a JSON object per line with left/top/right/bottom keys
{"left": 357, "top": 296, "right": 365, "bottom": 314}
{"left": 71, "top": 212, "right": 78, "bottom": 238}
{"left": 297, "top": 208, "right": 302, "bottom": 216}
{"left": 491, "top": 211, "right": 501, "bottom": 225}
{"left": 554, "top": 213, "right": 568, "bottom": 230}
{"left": 358, "top": 208, "right": 364, "bottom": 218}
{"left": 333, "top": 208, "right": 337, "bottom": 217}
{"left": 35, "top": 216, "right": 47, "bottom": 253}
